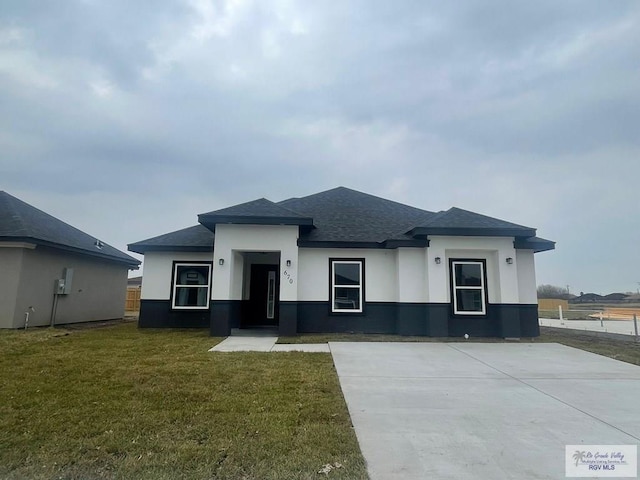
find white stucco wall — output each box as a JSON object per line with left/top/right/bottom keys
{"left": 140, "top": 232, "right": 539, "bottom": 307}
{"left": 141, "top": 251, "right": 214, "bottom": 300}
{"left": 396, "top": 248, "right": 427, "bottom": 303}
{"left": 297, "top": 248, "right": 397, "bottom": 302}
{"left": 516, "top": 250, "right": 537, "bottom": 304}
{"left": 212, "top": 225, "right": 299, "bottom": 301}
{"left": 427, "top": 236, "right": 519, "bottom": 304}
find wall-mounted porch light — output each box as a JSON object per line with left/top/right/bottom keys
{"left": 286, "top": 259, "right": 292, "bottom": 267}
{"left": 218, "top": 258, "right": 224, "bottom": 266}
{"left": 506, "top": 257, "right": 513, "bottom": 265}
{"left": 435, "top": 257, "right": 441, "bottom": 265}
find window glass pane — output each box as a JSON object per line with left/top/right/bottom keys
{"left": 456, "top": 290, "right": 483, "bottom": 312}
{"left": 175, "top": 287, "right": 208, "bottom": 307}
{"left": 176, "top": 265, "right": 209, "bottom": 286}
{"left": 334, "top": 263, "right": 360, "bottom": 286}
{"left": 334, "top": 287, "right": 360, "bottom": 310}
{"left": 455, "top": 263, "right": 482, "bottom": 287}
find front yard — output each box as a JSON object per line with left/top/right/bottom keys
{"left": 4, "top": 321, "right": 640, "bottom": 480}
{"left": 0, "top": 323, "right": 367, "bottom": 480}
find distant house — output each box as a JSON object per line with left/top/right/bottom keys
{"left": 129, "top": 187, "right": 554, "bottom": 338}
{"left": 570, "top": 293, "right": 605, "bottom": 304}
{"left": 603, "top": 293, "right": 629, "bottom": 302}
{"left": 0, "top": 191, "right": 140, "bottom": 328}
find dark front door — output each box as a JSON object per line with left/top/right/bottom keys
{"left": 246, "top": 264, "right": 279, "bottom": 327}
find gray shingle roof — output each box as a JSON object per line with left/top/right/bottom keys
{"left": 0, "top": 191, "right": 140, "bottom": 267}
{"left": 409, "top": 207, "right": 537, "bottom": 238}
{"left": 278, "top": 187, "right": 435, "bottom": 245}
{"left": 128, "top": 187, "right": 555, "bottom": 252}
{"left": 198, "top": 198, "right": 313, "bottom": 229}
{"left": 128, "top": 225, "right": 214, "bottom": 253}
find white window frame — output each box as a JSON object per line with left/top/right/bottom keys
{"left": 171, "top": 262, "right": 212, "bottom": 310}
{"left": 451, "top": 260, "right": 487, "bottom": 315}
{"left": 331, "top": 259, "right": 364, "bottom": 313}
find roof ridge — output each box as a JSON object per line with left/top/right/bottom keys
{"left": 417, "top": 209, "right": 448, "bottom": 227}
{"left": 446, "top": 206, "right": 531, "bottom": 229}
{"left": 271, "top": 200, "right": 306, "bottom": 216}
{"left": 200, "top": 197, "right": 308, "bottom": 218}
{"left": 281, "top": 186, "right": 434, "bottom": 215}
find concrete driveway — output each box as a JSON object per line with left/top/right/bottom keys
{"left": 330, "top": 342, "right": 640, "bottom": 479}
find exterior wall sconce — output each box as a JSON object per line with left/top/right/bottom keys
{"left": 286, "top": 259, "right": 291, "bottom": 267}
{"left": 435, "top": 257, "right": 441, "bottom": 265}
{"left": 218, "top": 258, "right": 224, "bottom": 266}
{"left": 506, "top": 257, "right": 513, "bottom": 264}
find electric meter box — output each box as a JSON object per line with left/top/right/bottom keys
{"left": 54, "top": 268, "right": 74, "bottom": 295}
{"left": 62, "top": 268, "right": 73, "bottom": 294}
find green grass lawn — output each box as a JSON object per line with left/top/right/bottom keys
{"left": 0, "top": 323, "right": 367, "bottom": 480}
{"left": 538, "top": 327, "right": 640, "bottom": 366}
{"left": 5, "top": 321, "right": 640, "bottom": 480}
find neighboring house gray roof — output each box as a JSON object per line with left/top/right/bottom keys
{"left": 128, "top": 225, "right": 214, "bottom": 254}
{"left": 0, "top": 191, "right": 140, "bottom": 267}
{"left": 128, "top": 186, "right": 555, "bottom": 253}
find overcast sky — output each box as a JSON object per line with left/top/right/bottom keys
{"left": 1, "top": 0, "right": 639, "bottom": 294}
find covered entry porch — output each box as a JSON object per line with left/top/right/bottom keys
{"left": 210, "top": 251, "right": 283, "bottom": 335}
{"left": 238, "top": 252, "right": 280, "bottom": 329}
{"left": 209, "top": 254, "right": 298, "bottom": 338}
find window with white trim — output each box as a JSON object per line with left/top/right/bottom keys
{"left": 330, "top": 259, "right": 364, "bottom": 313}
{"left": 171, "top": 263, "right": 212, "bottom": 310}
{"left": 451, "top": 260, "right": 486, "bottom": 315}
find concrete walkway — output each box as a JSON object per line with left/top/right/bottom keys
{"left": 331, "top": 342, "right": 640, "bottom": 479}
{"left": 539, "top": 317, "right": 640, "bottom": 336}
{"left": 209, "top": 332, "right": 330, "bottom": 352}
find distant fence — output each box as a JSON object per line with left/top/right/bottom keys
{"left": 126, "top": 287, "right": 141, "bottom": 312}
{"left": 538, "top": 299, "right": 569, "bottom": 311}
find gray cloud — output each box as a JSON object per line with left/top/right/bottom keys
{"left": 1, "top": 0, "right": 639, "bottom": 293}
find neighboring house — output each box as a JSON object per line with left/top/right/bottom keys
{"left": 0, "top": 191, "right": 141, "bottom": 328}
{"left": 569, "top": 293, "right": 605, "bottom": 304}
{"left": 603, "top": 293, "right": 629, "bottom": 302}
{"left": 128, "top": 187, "right": 554, "bottom": 338}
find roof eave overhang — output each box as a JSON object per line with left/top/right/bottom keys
{"left": 198, "top": 214, "right": 314, "bottom": 231}
{"left": 127, "top": 244, "right": 214, "bottom": 254}
{"left": 297, "top": 239, "right": 429, "bottom": 249}
{"left": 513, "top": 238, "right": 556, "bottom": 253}
{"left": 382, "top": 239, "right": 429, "bottom": 248}
{"left": 409, "top": 227, "right": 537, "bottom": 238}
{"left": 4, "top": 236, "right": 141, "bottom": 268}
